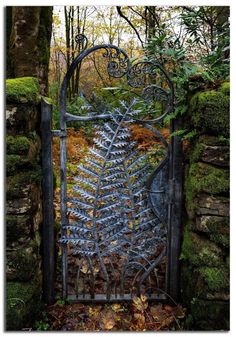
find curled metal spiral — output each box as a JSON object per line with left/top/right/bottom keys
{"left": 75, "top": 34, "right": 88, "bottom": 51}
{"left": 103, "top": 47, "right": 130, "bottom": 78}
{"left": 127, "top": 62, "right": 157, "bottom": 88}
{"left": 142, "top": 85, "right": 169, "bottom": 103}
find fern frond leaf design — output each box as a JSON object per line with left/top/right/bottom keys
{"left": 68, "top": 208, "right": 91, "bottom": 221}
{"left": 86, "top": 158, "right": 103, "bottom": 170}
{"left": 78, "top": 165, "right": 99, "bottom": 178}
{"left": 62, "top": 100, "right": 167, "bottom": 293}
{"left": 67, "top": 198, "right": 93, "bottom": 210}
{"left": 72, "top": 187, "right": 95, "bottom": 201}
{"left": 62, "top": 225, "right": 93, "bottom": 233}
{"left": 74, "top": 176, "right": 97, "bottom": 189}
{"left": 97, "top": 202, "right": 121, "bottom": 212}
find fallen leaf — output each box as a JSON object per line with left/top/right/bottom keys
{"left": 163, "top": 304, "right": 174, "bottom": 313}
{"left": 132, "top": 296, "right": 148, "bottom": 312}
{"left": 172, "top": 305, "right": 186, "bottom": 319}
{"left": 134, "top": 313, "right": 145, "bottom": 325}
{"left": 150, "top": 304, "right": 168, "bottom": 321}
{"left": 99, "top": 310, "right": 116, "bottom": 330}
{"left": 111, "top": 303, "right": 122, "bottom": 312}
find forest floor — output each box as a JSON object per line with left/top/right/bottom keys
{"left": 42, "top": 127, "right": 187, "bottom": 332}
{"left": 42, "top": 298, "right": 186, "bottom": 331}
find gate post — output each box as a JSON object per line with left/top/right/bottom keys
{"left": 167, "top": 117, "right": 183, "bottom": 302}
{"left": 41, "top": 97, "right": 55, "bottom": 304}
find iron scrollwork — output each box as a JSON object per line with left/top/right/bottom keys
{"left": 75, "top": 33, "right": 88, "bottom": 51}
{"left": 103, "top": 47, "right": 130, "bottom": 78}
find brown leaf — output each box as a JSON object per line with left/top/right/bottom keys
{"left": 150, "top": 304, "right": 168, "bottom": 321}
{"left": 99, "top": 310, "right": 116, "bottom": 330}
{"left": 134, "top": 313, "right": 145, "bottom": 325}
{"left": 132, "top": 296, "right": 148, "bottom": 312}
{"left": 163, "top": 304, "right": 174, "bottom": 313}
{"left": 172, "top": 304, "right": 186, "bottom": 319}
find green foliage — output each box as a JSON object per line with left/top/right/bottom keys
{"left": 6, "top": 77, "right": 40, "bottom": 103}
{"left": 145, "top": 7, "right": 229, "bottom": 139}
{"left": 34, "top": 312, "right": 50, "bottom": 331}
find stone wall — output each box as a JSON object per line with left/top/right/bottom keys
{"left": 6, "top": 77, "right": 43, "bottom": 330}
{"left": 181, "top": 82, "right": 230, "bottom": 330}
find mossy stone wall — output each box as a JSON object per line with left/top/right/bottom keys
{"left": 181, "top": 82, "right": 230, "bottom": 330}
{"left": 6, "top": 77, "right": 43, "bottom": 330}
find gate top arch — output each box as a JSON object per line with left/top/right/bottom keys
{"left": 59, "top": 34, "right": 174, "bottom": 127}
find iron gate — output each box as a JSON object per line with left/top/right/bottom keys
{"left": 41, "top": 34, "right": 183, "bottom": 304}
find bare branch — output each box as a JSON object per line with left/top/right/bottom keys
{"left": 116, "top": 6, "right": 144, "bottom": 48}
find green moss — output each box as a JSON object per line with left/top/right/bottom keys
{"left": 6, "top": 77, "right": 40, "bottom": 104}
{"left": 6, "top": 152, "right": 40, "bottom": 176}
{"left": 191, "top": 163, "right": 229, "bottom": 194}
{"left": 7, "top": 242, "right": 38, "bottom": 281}
{"left": 190, "top": 298, "right": 229, "bottom": 330}
{"left": 7, "top": 169, "right": 42, "bottom": 198}
{"left": 6, "top": 154, "right": 22, "bottom": 175}
{"left": 6, "top": 214, "right": 31, "bottom": 244}
{"left": 198, "top": 135, "right": 229, "bottom": 147}
{"left": 190, "top": 89, "right": 229, "bottom": 137}
{"left": 198, "top": 267, "right": 228, "bottom": 292}
{"left": 190, "top": 142, "right": 205, "bottom": 163}
{"left": 6, "top": 280, "right": 41, "bottom": 330}
{"left": 218, "top": 81, "right": 230, "bottom": 96}
{"left": 185, "top": 162, "right": 229, "bottom": 212}
{"left": 209, "top": 233, "right": 229, "bottom": 247}
{"left": 6, "top": 135, "right": 30, "bottom": 155}
{"left": 181, "top": 227, "right": 223, "bottom": 267}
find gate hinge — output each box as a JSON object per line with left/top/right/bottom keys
{"left": 168, "top": 178, "right": 175, "bottom": 204}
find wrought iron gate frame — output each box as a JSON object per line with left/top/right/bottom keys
{"left": 41, "top": 35, "right": 183, "bottom": 305}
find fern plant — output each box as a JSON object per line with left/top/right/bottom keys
{"left": 59, "top": 100, "right": 167, "bottom": 293}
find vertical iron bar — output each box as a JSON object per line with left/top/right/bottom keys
{"left": 167, "top": 117, "right": 183, "bottom": 301}
{"left": 60, "top": 79, "right": 68, "bottom": 299}
{"left": 60, "top": 134, "right": 68, "bottom": 299}
{"left": 41, "top": 98, "right": 55, "bottom": 304}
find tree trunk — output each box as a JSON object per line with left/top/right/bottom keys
{"left": 7, "top": 6, "right": 53, "bottom": 95}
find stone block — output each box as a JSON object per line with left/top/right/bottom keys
{"left": 196, "top": 194, "right": 229, "bottom": 217}
{"left": 6, "top": 214, "right": 31, "bottom": 244}
{"left": 191, "top": 142, "right": 229, "bottom": 167}
{"left": 6, "top": 104, "right": 40, "bottom": 133}
{"left": 6, "top": 241, "right": 39, "bottom": 281}
{"left": 181, "top": 229, "right": 224, "bottom": 267}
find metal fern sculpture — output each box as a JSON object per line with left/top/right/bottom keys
{"left": 59, "top": 100, "right": 167, "bottom": 298}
